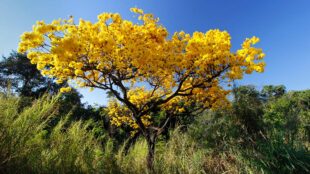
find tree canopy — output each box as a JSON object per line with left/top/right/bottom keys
{"left": 18, "top": 8, "right": 265, "bottom": 168}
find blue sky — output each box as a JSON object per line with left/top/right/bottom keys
{"left": 1, "top": 0, "right": 309, "bottom": 105}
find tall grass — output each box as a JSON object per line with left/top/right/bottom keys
{"left": 114, "top": 130, "right": 206, "bottom": 174}
{"left": 114, "top": 128, "right": 261, "bottom": 174}
{"left": 0, "top": 93, "right": 309, "bottom": 173}
{"left": 116, "top": 138, "right": 149, "bottom": 173}
{"left": 154, "top": 129, "right": 206, "bottom": 174}
{"left": 0, "top": 94, "right": 58, "bottom": 173}
{"left": 0, "top": 94, "right": 118, "bottom": 174}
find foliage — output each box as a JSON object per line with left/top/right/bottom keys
{"left": 0, "top": 51, "right": 109, "bottom": 124}
{"left": 263, "top": 90, "right": 310, "bottom": 146}
{"left": 232, "top": 85, "right": 265, "bottom": 137}
{"left": 261, "top": 85, "right": 286, "bottom": 101}
{"left": 17, "top": 8, "right": 265, "bottom": 167}
{"left": 0, "top": 86, "right": 309, "bottom": 173}
{"left": 0, "top": 52, "right": 62, "bottom": 97}
{"left": 257, "top": 138, "right": 310, "bottom": 174}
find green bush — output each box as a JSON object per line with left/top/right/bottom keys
{"left": 263, "top": 90, "right": 310, "bottom": 146}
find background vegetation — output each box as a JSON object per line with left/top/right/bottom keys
{"left": 0, "top": 53, "right": 309, "bottom": 173}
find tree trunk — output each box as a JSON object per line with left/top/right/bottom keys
{"left": 146, "top": 134, "right": 156, "bottom": 171}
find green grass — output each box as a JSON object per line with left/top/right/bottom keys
{"left": 0, "top": 94, "right": 117, "bottom": 173}
{"left": 0, "top": 93, "right": 309, "bottom": 173}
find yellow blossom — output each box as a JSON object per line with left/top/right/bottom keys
{"left": 17, "top": 7, "right": 265, "bottom": 132}
{"left": 60, "top": 87, "right": 72, "bottom": 93}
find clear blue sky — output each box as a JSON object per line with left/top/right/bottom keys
{"left": 1, "top": 0, "right": 309, "bottom": 105}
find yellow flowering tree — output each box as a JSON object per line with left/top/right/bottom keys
{"left": 18, "top": 8, "right": 265, "bottom": 168}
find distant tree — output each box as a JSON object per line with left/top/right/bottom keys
{"left": 232, "top": 85, "right": 265, "bottom": 137}
{"left": 0, "top": 52, "right": 62, "bottom": 97}
{"left": 261, "top": 85, "right": 286, "bottom": 101}
{"left": 263, "top": 90, "right": 310, "bottom": 144}
{"left": 0, "top": 52, "right": 99, "bottom": 121}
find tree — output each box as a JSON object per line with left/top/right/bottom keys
{"left": 263, "top": 90, "right": 310, "bottom": 144}
{"left": 232, "top": 85, "right": 265, "bottom": 138}
{"left": 18, "top": 8, "right": 265, "bottom": 169}
{"left": 0, "top": 52, "right": 99, "bottom": 121}
{"left": 0, "top": 52, "right": 62, "bottom": 97}
{"left": 261, "top": 85, "right": 286, "bottom": 101}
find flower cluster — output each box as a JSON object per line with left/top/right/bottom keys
{"left": 18, "top": 8, "right": 265, "bottom": 129}
{"left": 106, "top": 98, "right": 151, "bottom": 129}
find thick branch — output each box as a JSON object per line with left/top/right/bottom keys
{"left": 107, "top": 73, "right": 148, "bottom": 135}
{"left": 140, "top": 65, "right": 230, "bottom": 116}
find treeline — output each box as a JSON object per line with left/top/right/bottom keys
{"left": 0, "top": 53, "right": 309, "bottom": 173}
